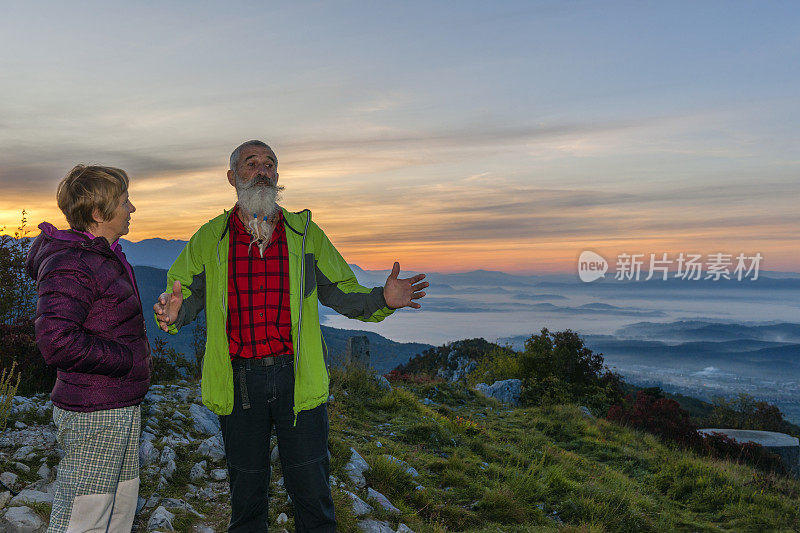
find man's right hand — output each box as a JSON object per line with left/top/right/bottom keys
{"left": 154, "top": 280, "right": 183, "bottom": 332}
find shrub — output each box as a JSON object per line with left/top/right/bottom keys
{"left": 0, "top": 212, "right": 36, "bottom": 325}
{"left": 466, "top": 347, "right": 521, "bottom": 387}
{"left": 518, "top": 328, "right": 624, "bottom": 411}
{"left": 608, "top": 391, "right": 791, "bottom": 475}
{"left": 0, "top": 360, "right": 21, "bottom": 431}
{"left": 0, "top": 318, "right": 57, "bottom": 395}
{"left": 606, "top": 391, "right": 701, "bottom": 448}
{"left": 707, "top": 393, "right": 793, "bottom": 434}
{"left": 701, "top": 432, "right": 787, "bottom": 475}
{"left": 150, "top": 338, "right": 184, "bottom": 383}
{"left": 330, "top": 362, "right": 383, "bottom": 399}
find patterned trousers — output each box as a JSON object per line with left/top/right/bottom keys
{"left": 48, "top": 405, "right": 141, "bottom": 533}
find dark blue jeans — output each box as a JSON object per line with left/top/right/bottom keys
{"left": 219, "top": 359, "right": 336, "bottom": 533}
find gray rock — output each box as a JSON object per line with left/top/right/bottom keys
{"left": 397, "top": 524, "right": 415, "bottom": 533}
{"left": 137, "top": 496, "right": 146, "bottom": 514}
{"left": 35, "top": 464, "right": 50, "bottom": 480}
{"left": 141, "top": 431, "right": 157, "bottom": 442}
{"left": 382, "top": 455, "right": 419, "bottom": 478}
{"left": 276, "top": 512, "right": 288, "bottom": 524}
{"left": 147, "top": 505, "right": 174, "bottom": 531}
{"left": 162, "top": 460, "right": 176, "bottom": 481}
{"left": 344, "top": 448, "right": 370, "bottom": 488}
{"left": 14, "top": 422, "right": 26, "bottom": 429}
{"left": 160, "top": 446, "right": 177, "bottom": 480}
{"left": 580, "top": 406, "right": 596, "bottom": 419}
{"left": 0, "top": 491, "right": 11, "bottom": 508}
{"left": 475, "top": 379, "right": 522, "bottom": 405}
{"left": 144, "top": 391, "right": 165, "bottom": 403}
{"left": 160, "top": 445, "right": 176, "bottom": 464}
{"left": 144, "top": 493, "right": 161, "bottom": 510}
{"left": 198, "top": 434, "right": 225, "bottom": 461}
{"left": 14, "top": 463, "right": 30, "bottom": 474}
{"left": 161, "top": 497, "right": 204, "bottom": 518}
{"left": 210, "top": 468, "right": 227, "bottom": 481}
{"left": 139, "top": 440, "right": 159, "bottom": 467}
{"left": 358, "top": 519, "right": 394, "bottom": 533}
{"left": 194, "top": 526, "right": 215, "bottom": 533}
{"left": 271, "top": 445, "right": 280, "bottom": 463}
{"left": 189, "top": 403, "right": 221, "bottom": 435}
{"left": 10, "top": 489, "right": 53, "bottom": 505}
{"left": 343, "top": 490, "right": 373, "bottom": 516}
{"left": 197, "top": 487, "right": 216, "bottom": 501}
{"left": 190, "top": 461, "right": 207, "bottom": 481}
{"left": 1, "top": 471, "right": 18, "bottom": 488}
{"left": 421, "top": 398, "right": 434, "bottom": 406}
{"left": 172, "top": 387, "right": 193, "bottom": 403}
{"left": 436, "top": 344, "right": 479, "bottom": 382}
{"left": 13, "top": 446, "right": 35, "bottom": 461}
{"left": 367, "top": 487, "right": 401, "bottom": 514}
{"left": 0, "top": 505, "right": 44, "bottom": 533}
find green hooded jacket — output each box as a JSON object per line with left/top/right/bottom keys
{"left": 160, "top": 207, "right": 394, "bottom": 420}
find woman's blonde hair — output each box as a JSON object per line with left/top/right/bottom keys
{"left": 56, "top": 165, "right": 129, "bottom": 232}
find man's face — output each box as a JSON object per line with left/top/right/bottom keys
{"left": 227, "top": 145, "right": 278, "bottom": 188}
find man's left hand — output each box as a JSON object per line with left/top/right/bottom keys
{"left": 384, "top": 261, "right": 428, "bottom": 309}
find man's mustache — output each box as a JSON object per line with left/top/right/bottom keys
{"left": 252, "top": 174, "right": 274, "bottom": 186}
{"left": 239, "top": 174, "right": 278, "bottom": 189}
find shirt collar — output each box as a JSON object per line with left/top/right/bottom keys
{"left": 75, "top": 229, "right": 120, "bottom": 251}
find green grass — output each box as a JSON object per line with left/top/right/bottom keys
{"left": 326, "top": 365, "right": 800, "bottom": 532}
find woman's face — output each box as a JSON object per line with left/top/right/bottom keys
{"left": 94, "top": 190, "right": 136, "bottom": 242}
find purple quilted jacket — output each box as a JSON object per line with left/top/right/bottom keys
{"left": 25, "top": 222, "right": 151, "bottom": 412}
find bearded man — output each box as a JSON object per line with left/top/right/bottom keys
{"left": 153, "top": 140, "right": 428, "bottom": 532}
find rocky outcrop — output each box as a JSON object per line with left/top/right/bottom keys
{"left": 475, "top": 379, "right": 522, "bottom": 405}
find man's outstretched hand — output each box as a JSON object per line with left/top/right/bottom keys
{"left": 154, "top": 280, "right": 183, "bottom": 332}
{"left": 383, "top": 262, "right": 428, "bottom": 310}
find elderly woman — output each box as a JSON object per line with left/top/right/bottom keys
{"left": 26, "top": 165, "right": 150, "bottom": 532}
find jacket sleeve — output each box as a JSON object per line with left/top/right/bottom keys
{"left": 35, "top": 256, "right": 133, "bottom": 376}
{"left": 160, "top": 227, "right": 207, "bottom": 334}
{"left": 311, "top": 221, "right": 395, "bottom": 323}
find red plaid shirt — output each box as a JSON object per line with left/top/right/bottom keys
{"left": 227, "top": 206, "right": 294, "bottom": 359}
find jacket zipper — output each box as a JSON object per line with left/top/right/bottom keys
{"left": 293, "top": 210, "right": 311, "bottom": 425}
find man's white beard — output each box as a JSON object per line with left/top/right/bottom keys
{"left": 235, "top": 178, "right": 282, "bottom": 219}
{"left": 235, "top": 174, "right": 285, "bottom": 257}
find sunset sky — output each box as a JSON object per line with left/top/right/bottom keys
{"left": 1, "top": 1, "right": 798, "bottom": 274}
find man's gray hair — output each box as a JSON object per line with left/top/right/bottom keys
{"left": 229, "top": 140, "right": 276, "bottom": 171}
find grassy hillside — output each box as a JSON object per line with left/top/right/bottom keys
{"left": 325, "top": 366, "right": 800, "bottom": 532}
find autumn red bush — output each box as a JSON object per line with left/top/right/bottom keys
{"left": 606, "top": 391, "right": 788, "bottom": 475}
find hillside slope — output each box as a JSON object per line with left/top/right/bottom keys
{"left": 1, "top": 373, "right": 797, "bottom": 532}
{"left": 326, "top": 371, "right": 800, "bottom": 532}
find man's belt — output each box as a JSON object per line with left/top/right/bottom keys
{"left": 231, "top": 354, "right": 293, "bottom": 368}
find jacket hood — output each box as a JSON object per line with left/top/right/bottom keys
{"left": 25, "top": 222, "right": 112, "bottom": 281}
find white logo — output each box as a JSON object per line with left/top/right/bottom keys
{"left": 578, "top": 251, "right": 608, "bottom": 282}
